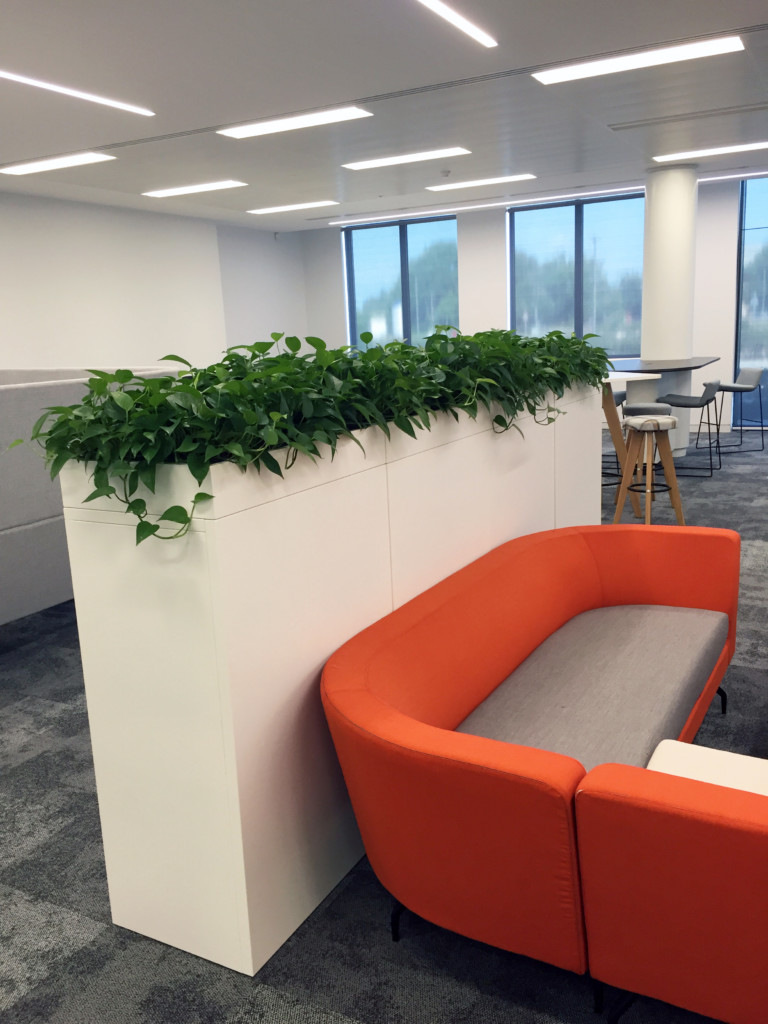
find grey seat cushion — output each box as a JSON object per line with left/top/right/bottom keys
{"left": 456, "top": 605, "right": 729, "bottom": 772}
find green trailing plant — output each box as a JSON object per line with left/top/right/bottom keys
{"left": 30, "top": 328, "right": 610, "bottom": 544}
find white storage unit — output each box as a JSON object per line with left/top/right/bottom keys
{"left": 59, "top": 384, "right": 601, "bottom": 975}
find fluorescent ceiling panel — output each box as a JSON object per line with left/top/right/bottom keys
{"left": 413, "top": 0, "right": 497, "bottom": 47}
{"left": 218, "top": 106, "right": 372, "bottom": 139}
{"left": 249, "top": 201, "right": 339, "bottom": 214}
{"left": 654, "top": 141, "right": 768, "bottom": 162}
{"left": 532, "top": 35, "right": 744, "bottom": 84}
{"left": 343, "top": 147, "right": 470, "bottom": 170}
{"left": 143, "top": 180, "right": 248, "bottom": 197}
{"left": 0, "top": 152, "right": 116, "bottom": 175}
{"left": 0, "top": 68, "right": 154, "bottom": 115}
{"left": 426, "top": 173, "right": 536, "bottom": 191}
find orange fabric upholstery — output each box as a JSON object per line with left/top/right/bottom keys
{"left": 321, "top": 525, "right": 740, "bottom": 977}
{"left": 577, "top": 764, "right": 768, "bottom": 1024}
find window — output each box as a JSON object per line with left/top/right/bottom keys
{"left": 735, "top": 177, "right": 768, "bottom": 424}
{"left": 344, "top": 218, "right": 459, "bottom": 347}
{"left": 510, "top": 194, "right": 644, "bottom": 356}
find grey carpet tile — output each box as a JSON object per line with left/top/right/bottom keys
{"left": 0, "top": 640, "right": 85, "bottom": 710}
{"left": 694, "top": 663, "right": 768, "bottom": 759}
{"left": 2, "top": 927, "right": 364, "bottom": 1024}
{"left": 0, "top": 763, "right": 97, "bottom": 873}
{"left": 0, "top": 883, "right": 106, "bottom": 1014}
{"left": 0, "top": 789, "right": 109, "bottom": 924}
{"left": 0, "top": 601, "right": 79, "bottom": 658}
{"left": 0, "top": 694, "right": 91, "bottom": 774}
{"left": 229, "top": 986, "right": 364, "bottom": 1023}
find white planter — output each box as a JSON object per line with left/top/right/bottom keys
{"left": 60, "top": 385, "right": 601, "bottom": 975}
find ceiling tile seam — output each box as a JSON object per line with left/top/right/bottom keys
{"left": 610, "top": 101, "right": 768, "bottom": 132}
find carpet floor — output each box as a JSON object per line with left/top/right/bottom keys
{"left": 1, "top": 436, "right": 766, "bottom": 1023}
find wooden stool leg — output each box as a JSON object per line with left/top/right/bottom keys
{"left": 603, "top": 385, "right": 642, "bottom": 518}
{"left": 614, "top": 429, "right": 643, "bottom": 524}
{"left": 644, "top": 433, "right": 654, "bottom": 524}
{"left": 656, "top": 431, "right": 685, "bottom": 525}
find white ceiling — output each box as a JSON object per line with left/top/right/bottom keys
{"left": 1, "top": 0, "right": 767, "bottom": 231}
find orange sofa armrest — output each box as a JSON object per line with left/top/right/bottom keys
{"left": 323, "top": 692, "right": 588, "bottom": 973}
{"left": 576, "top": 763, "right": 768, "bottom": 1023}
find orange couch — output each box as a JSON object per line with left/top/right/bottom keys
{"left": 320, "top": 525, "right": 739, "bottom": 977}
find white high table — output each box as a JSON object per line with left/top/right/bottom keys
{"left": 610, "top": 356, "right": 721, "bottom": 457}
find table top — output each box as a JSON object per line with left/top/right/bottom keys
{"left": 610, "top": 356, "right": 720, "bottom": 373}
{"left": 604, "top": 371, "right": 661, "bottom": 386}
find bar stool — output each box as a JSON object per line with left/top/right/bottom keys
{"left": 655, "top": 381, "right": 721, "bottom": 477}
{"left": 614, "top": 414, "right": 685, "bottom": 526}
{"left": 709, "top": 368, "right": 765, "bottom": 453}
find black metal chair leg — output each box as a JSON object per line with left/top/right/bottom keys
{"left": 390, "top": 899, "right": 404, "bottom": 941}
{"left": 717, "top": 685, "right": 728, "bottom": 715}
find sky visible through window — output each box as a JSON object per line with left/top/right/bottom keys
{"left": 347, "top": 219, "right": 458, "bottom": 346}
{"left": 512, "top": 195, "right": 644, "bottom": 356}
{"left": 739, "top": 178, "right": 768, "bottom": 389}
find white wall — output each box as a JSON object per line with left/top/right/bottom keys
{"left": 457, "top": 209, "right": 509, "bottom": 333}
{"left": 0, "top": 193, "right": 229, "bottom": 368}
{"left": 216, "top": 226, "right": 308, "bottom": 349}
{"left": 691, "top": 180, "right": 742, "bottom": 426}
{"left": 301, "top": 228, "right": 348, "bottom": 347}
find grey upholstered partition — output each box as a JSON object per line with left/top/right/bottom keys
{"left": 0, "top": 368, "right": 163, "bottom": 625}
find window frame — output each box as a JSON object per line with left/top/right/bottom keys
{"left": 508, "top": 191, "right": 645, "bottom": 354}
{"left": 343, "top": 215, "right": 457, "bottom": 347}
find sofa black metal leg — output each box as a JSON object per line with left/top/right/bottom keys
{"left": 717, "top": 685, "right": 728, "bottom": 715}
{"left": 391, "top": 898, "right": 404, "bottom": 942}
{"left": 592, "top": 978, "right": 606, "bottom": 1014}
{"left": 606, "top": 990, "right": 636, "bottom": 1024}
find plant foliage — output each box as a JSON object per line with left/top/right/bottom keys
{"left": 31, "top": 328, "right": 610, "bottom": 543}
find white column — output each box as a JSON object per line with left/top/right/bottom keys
{"left": 641, "top": 166, "right": 698, "bottom": 360}
{"left": 639, "top": 167, "right": 699, "bottom": 452}
{"left": 457, "top": 209, "right": 509, "bottom": 332}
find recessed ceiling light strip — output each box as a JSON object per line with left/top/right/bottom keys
{"left": 654, "top": 141, "right": 768, "bottom": 162}
{"left": 143, "top": 180, "right": 248, "bottom": 197}
{"left": 218, "top": 106, "right": 372, "bottom": 139}
{"left": 414, "top": 0, "right": 498, "bottom": 48}
{"left": 699, "top": 170, "right": 768, "bottom": 183}
{"left": 532, "top": 35, "right": 744, "bottom": 85}
{"left": 0, "top": 68, "right": 155, "bottom": 115}
{"left": 343, "top": 147, "right": 470, "bottom": 170}
{"left": 328, "top": 185, "right": 644, "bottom": 225}
{"left": 0, "top": 152, "right": 116, "bottom": 175}
{"left": 426, "top": 173, "right": 535, "bottom": 191}
{"left": 249, "top": 201, "right": 339, "bottom": 214}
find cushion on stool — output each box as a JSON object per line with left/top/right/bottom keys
{"left": 623, "top": 402, "right": 673, "bottom": 415}
{"left": 622, "top": 415, "right": 677, "bottom": 432}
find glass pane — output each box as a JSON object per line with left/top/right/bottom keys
{"left": 737, "top": 178, "right": 768, "bottom": 424}
{"left": 583, "top": 197, "right": 644, "bottom": 357}
{"left": 513, "top": 205, "right": 575, "bottom": 336}
{"left": 348, "top": 225, "right": 403, "bottom": 346}
{"left": 406, "top": 219, "right": 459, "bottom": 344}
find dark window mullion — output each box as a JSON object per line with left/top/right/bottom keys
{"left": 400, "top": 222, "right": 412, "bottom": 344}
{"left": 574, "top": 203, "right": 584, "bottom": 337}
{"left": 344, "top": 230, "right": 359, "bottom": 347}
{"left": 734, "top": 180, "right": 748, "bottom": 385}
{"left": 509, "top": 212, "right": 517, "bottom": 330}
